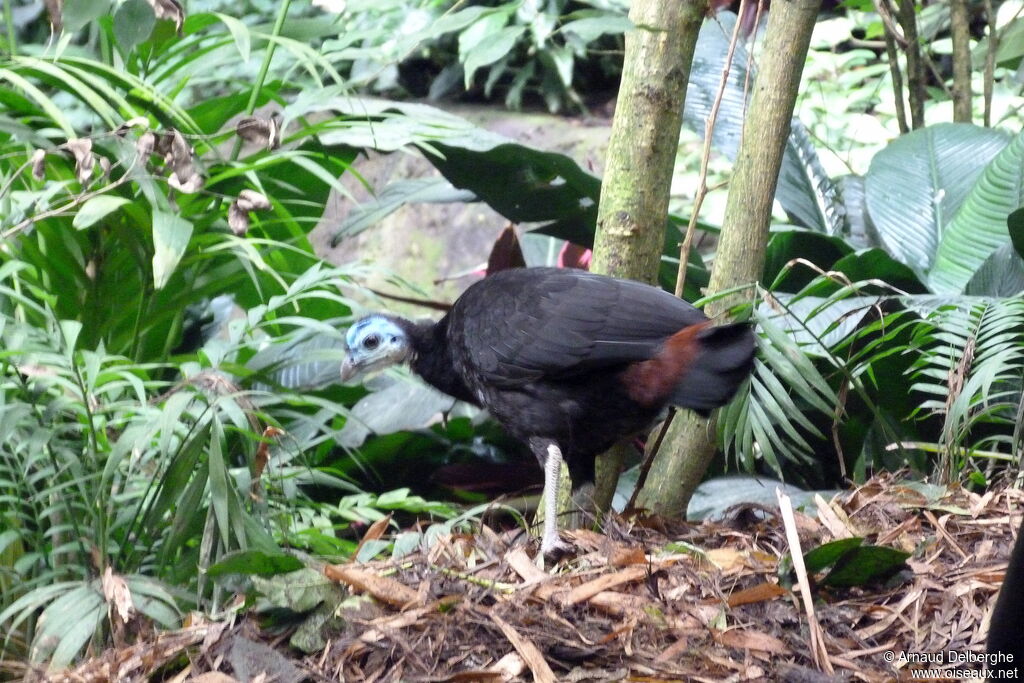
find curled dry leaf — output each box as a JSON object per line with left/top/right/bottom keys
{"left": 136, "top": 131, "right": 156, "bottom": 158}
{"left": 146, "top": 0, "right": 184, "bottom": 32}
{"left": 228, "top": 190, "right": 272, "bottom": 236}
{"left": 101, "top": 566, "right": 135, "bottom": 623}
{"left": 236, "top": 116, "right": 282, "bottom": 151}
{"left": 31, "top": 149, "right": 45, "bottom": 180}
{"left": 66, "top": 138, "right": 94, "bottom": 185}
{"left": 163, "top": 130, "right": 202, "bottom": 194}
{"left": 115, "top": 117, "right": 151, "bottom": 137}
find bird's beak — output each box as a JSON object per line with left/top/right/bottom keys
{"left": 340, "top": 357, "right": 359, "bottom": 382}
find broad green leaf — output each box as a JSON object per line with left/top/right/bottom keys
{"left": 803, "top": 537, "right": 864, "bottom": 573}
{"left": 463, "top": 25, "right": 527, "bottom": 88}
{"left": 763, "top": 230, "right": 853, "bottom": 292}
{"left": 931, "top": 129, "right": 1024, "bottom": 293}
{"left": 830, "top": 249, "right": 929, "bottom": 294}
{"left": 35, "top": 584, "right": 105, "bottom": 666}
{"left": 560, "top": 15, "right": 634, "bottom": 43}
{"left": 1009, "top": 207, "right": 1024, "bottom": 258}
{"left": 207, "top": 550, "right": 304, "bottom": 577}
{"left": 73, "top": 196, "right": 130, "bottom": 230}
{"left": 253, "top": 568, "right": 343, "bottom": 612}
{"left": 215, "top": 13, "right": 252, "bottom": 63}
{"left": 819, "top": 545, "right": 910, "bottom": 588}
{"left": 458, "top": 8, "right": 513, "bottom": 59}
{"left": 684, "top": 14, "right": 838, "bottom": 233}
{"left": 63, "top": 0, "right": 112, "bottom": 32}
{"left": 965, "top": 243, "right": 1024, "bottom": 297}
{"left": 865, "top": 123, "right": 1009, "bottom": 275}
{"left": 151, "top": 210, "right": 192, "bottom": 289}
{"left": 113, "top": 0, "right": 157, "bottom": 53}
{"left": 331, "top": 178, "right": 475, "bottom": 245}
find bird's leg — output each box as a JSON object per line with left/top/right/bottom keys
{"left": 535, "top": 440, "right": 572, "bottom": 558}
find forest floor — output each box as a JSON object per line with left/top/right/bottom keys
{"left": 29, "top": 473, "right": 1018, "bottom": 683}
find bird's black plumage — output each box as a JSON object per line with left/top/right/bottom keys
{"left": 345, "top": 267, "right": 756, "bottom": 553}
{"left": 988, "top": 517, "right": 1024, "bottom": 674}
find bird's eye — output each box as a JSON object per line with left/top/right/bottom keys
{"left": 364, "top": 334, "right": 381, "bottom": 350}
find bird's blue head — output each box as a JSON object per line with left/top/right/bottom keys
{"left": 340, "top": 315, "right": 412, "bottom": 382}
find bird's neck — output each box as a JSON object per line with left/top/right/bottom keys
{"left": 402, "top": 317, "right": 477, "bottom": 405}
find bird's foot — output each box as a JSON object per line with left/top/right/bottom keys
{"left": 540, "top": 533, "right": 574, "bottom": 562}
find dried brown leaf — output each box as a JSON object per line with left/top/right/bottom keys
{"left": 489, "top": 613, "right": 556, "bottom": 683}
{"left": 236, "top": 116, "right": 282, "bottom": 151}
{"left": 147, "top": 0, "right": 184, "bottom": 31}
{"left": 190, "top": 674, "right": 239, "bottom": 683}
{"left": 115, "top": 117, "right": 151, "bottom": 136}
{"left": 608, "top": 545, "right": 646, "bottom": 567}
{"left": 101, "top": 566, "right": 134, "bottom": 623}
{"left": 726, "top": 581, "right": 788, "bottom": 608}
{"left": 323, "top": 564, "right": 421, "bottom": 608}
{"left": 228, "top": 190, "right": 271, "bottom": 236}
{"left": 31, "top": 149, "right": 45, "bottom": 180}
{"left": 136, "top": 131, "right": 156, "bottom": 158}
{"left": 715, "top": 628, "right": 791, "bottom": 655}
{"left": 164, "top": 130, "right": 202, "bottom": 194}
{"left": 227, "top": 204, "right": 250, "bottom": 236}
{"left": 66, "top": 138, "right": 94, "bottom": 185}
{"left": 563, "top": 566, "right": 647, "bottom": 606}
{"left": 354, "top": 514, "right": 392, "bottom": 558}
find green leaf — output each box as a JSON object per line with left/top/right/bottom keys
{"left": 207, "top": 550, "right": 304, "bottom": 578}
{"left": 254, "top": 568, "right": 343, "bottom": 612}
{"left": 763, "top": 230, "right": 853, "bottom": 292}
{"left": 215, "top": 13, "right": 252, "bottom": 63}
{"left": 819, "top": 545, "right": 910, "bottom": 588}
{"left": 684, "top": 14, "right": 839, "bottom": 233}
{"left": 803, "top": 537, "right": 863, "bottom": 573}
{"left": 112, "top": 0, "right": 157, "bottom": 53}
{"left": 463, "top": 25, "right": 527, "bottom": 88}
{"left": 1009, "top": 207, "right": 1024, "bottom": 259}
{"left": 865, "top": 123, "right": 1010, "bottom": 275}
{"left": 931, "top": 129, "right": 1024, "bottom": 292}
{"left": 63, "top": 0, "right": 112, "bottom": 32}
{"left": 560, "top": 15, "right": 634, "bottom": 43}
{"left": 458, "top": 8, "right": 513, "bottom": 58}
{"left": 331, "top": 178, "right": 475, "bottom": 245}
{"left": 965, "top": 243, "right": 1024, "bottom": 297}
{"left": 73, "top": 196, "right": 130, "bottom": 230}
{"left": 830, "top": 249, "right": 929, "bottom": 294}
{"left": 151, "top": 209, "right": 192, "bottom": 289}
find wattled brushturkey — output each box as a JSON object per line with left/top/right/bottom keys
{"left": 341, "top": 267, "right": 756, "bottom": 555}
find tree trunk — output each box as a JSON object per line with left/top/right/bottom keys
{"left": 897, "top": 0, "right": 926, "bottom": 129}
{"left": 950, "top": 0, "right": 972, "bottom": 123}
{"left": 637, "top": 0, "right": 822, "bottom": 517}
{"left": 587, "top": 0, "right": 707, "bottom": 512}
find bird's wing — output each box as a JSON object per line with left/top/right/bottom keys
{"left": 449, "top": 268, "right": 707, "bottom": 385}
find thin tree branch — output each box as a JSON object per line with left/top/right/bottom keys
{"left": 675, "top": 0, "right": 748, "bottom": 298}
{"left": 875, "top": 0, "right": 909, "bottom": 134}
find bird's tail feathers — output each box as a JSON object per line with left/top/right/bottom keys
{"left": 667, "top": 322, "right": 755, "bottom": 415}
